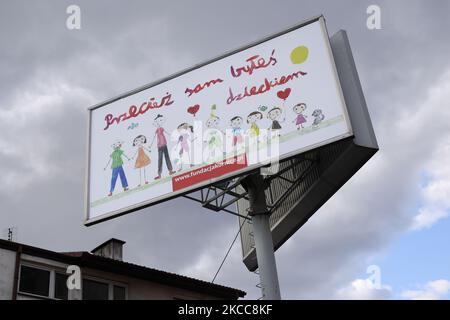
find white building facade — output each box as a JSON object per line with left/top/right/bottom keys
{"left": 0, "top": 238, "right": 245, "bottom": 300}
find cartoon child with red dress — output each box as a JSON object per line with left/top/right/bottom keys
{"left": 131, "top": 135, "right": 151, "bottom": 186}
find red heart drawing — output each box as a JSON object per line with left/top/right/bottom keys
{"left": 277, "top": 88, "right": 291, "bottom": 101}
{"left": 187, "top": 104, "right": 200, "bottom": 116}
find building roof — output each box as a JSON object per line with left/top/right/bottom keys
{"left": 0, "top": 239, "right": 245, "bottom": 299}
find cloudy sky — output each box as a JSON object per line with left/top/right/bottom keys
{"left": 1, "top": 0, "right": 450, "bottom": 299}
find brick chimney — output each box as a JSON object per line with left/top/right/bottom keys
{"left": 91, "top": 238, "right": 126, "bottom": 261}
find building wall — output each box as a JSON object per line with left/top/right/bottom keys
{"left": 83, "top": 268, "right": 223, "bottom": 300}
{"left": 0, "top": 249, "right": 232, "bottom": 300}
{"left": 0, "top": 248, "right": 16, "bottom": 300}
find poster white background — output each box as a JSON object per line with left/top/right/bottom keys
{"left": 87, "top": 18, "right": 352, "bottom": 223}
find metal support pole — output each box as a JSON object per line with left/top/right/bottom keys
{"left": 241, "top": 173, "right": 281, "bottom": 300}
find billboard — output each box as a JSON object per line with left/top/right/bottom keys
{"left": 85, "top": 16, "right": 352, "bottom": 225}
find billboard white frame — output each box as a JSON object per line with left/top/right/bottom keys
{"left": 84, "top": 15, "right": 352, "bottom": 226}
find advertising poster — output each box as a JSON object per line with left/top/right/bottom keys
{"left": 86, "top": 17, "right": 352, "bottom": 224}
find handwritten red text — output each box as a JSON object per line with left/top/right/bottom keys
{"left": 227, "top": 70, "right": 307, "bottom": 105}
{"left": 104, "top": 93, "right": 174, "bottom": 130}
{"left": 185, "top": 78, "right": 224, "bottom": 97}
{"left": 230, "top": 49, "right": 277, "bottom": 78}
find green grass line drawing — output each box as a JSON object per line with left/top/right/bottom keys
{"left": 91, "top": 115, "right": 344, "bottom": 208}
{"left": 91, "top": 175, "right": 172, "bottom": 207}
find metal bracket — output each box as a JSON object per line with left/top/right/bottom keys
{"left": 182, "top": 175, "right": 251, "bottom": 220}
{"left": 182, "top": 154, "right": 318, "bottom": 219}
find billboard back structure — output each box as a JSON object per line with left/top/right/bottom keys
{"left": 85, "top": 16, "right": 352, "bottom": 225}
{"left": 236, "top": 30, "right": 378, "bottom": 271}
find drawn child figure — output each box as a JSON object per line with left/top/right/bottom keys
{"left": 202, "top": 104, "right": 225, "bottom": 163}
{"left": 204, "top": 114, "right": 223, "bottom": 163}
{"left": 247, "top": 111, "right": 263, "bottom": 138}
{"left": 174, "top": 123, "right": 194, "bottom": 171}
{"left": 229, "top": 116, "right": 244, "bottom": 149}
{"left": 150, "top": 114, "right": 175, "bottom": 180}
{"left": 104, "top": 140, "right": 130, "bottom": 196}
{"left": 292, "top": 103, "right": 308, "bottom": 130}
{"left": 131, "top": 135, "right": 151, "bottom": 187}
{"left": 267, "top": 107, "right": 284, "bottom": 136}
